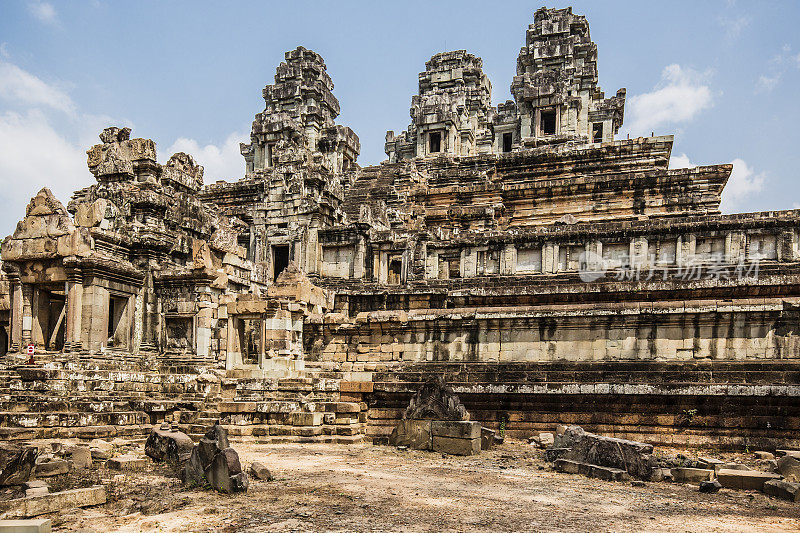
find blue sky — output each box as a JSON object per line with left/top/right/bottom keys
{"left": 0, "top": 0, "right": 798, "bottom": 234}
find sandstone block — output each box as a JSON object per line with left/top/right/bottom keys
{"left": 65, "top": 447, "right": 91, "bottom": 469}
{"left": 480, "top": 427, "right": 496, "bottom": 451}
{"left": 717, "top": 469, "right": 782, "bottom": 491}
{"left": 207, "top": 448, "right": 248, "bottom": 494}
{"left": 106, "top": 456, "right": 147, "bottom": 471}
{"left": 431, "top": 436, "right": 480, "bottom": 456}
{"left": 777, "top": 455, "right": 800, "bottom": 482}
{"left": 670, "top": 468, "right": 714, "bottom": 484}
{"left": 430, "top": 420, "right": 481, "bottom": 439}
{"left": 33, "top": 460, "right": 69, "bottom": 478}
{"left": 763, "top": 479, "right": 800, "bottom": 502}
{"left": 145, "top": 427, "right": 194, "bottom": 466}
{"left": 16, "top": 486, "right": 105, "bottom": 517}
{"left": 291, "top": 412, "right": 323, "bottom": 426}
{"left": 248, "top": 462, "right": 272, "bottom": 481}
{"left": 0, "top": 519, "right": 52, "bottom": 533}
{"left": 388, "top": 419, "right": 431, "bottom": 450}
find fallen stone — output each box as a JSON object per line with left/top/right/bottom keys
{"left": 389, "top": 419, "right": 432, "bottom": 450}
{"left": 11, "top": 486, "right": 106, "bottom": 518}
{"left": 0, "top": 444, "right": 38, "bottom": 486}
{"left": 754, "top": 451, "right": 775, "bottom": 461}
{"left": 671, "top": 467, "right": 714, "bottom": 484}
{"left": 145, "top": 427, "right": 194, "bottom": 466}
{"left": 0, "top": 519, "right": 52, "bottom": 532}
{"left": 430, "top": 420, "right": 480, "bottom": 440}
{"left": 562, "top": 427, "right": 655, "bottom": 480}
{"left": 649, "top": 468, "right": 673, "bottom": 482}
{"left": 544, "top": 448, "right": 570, "bottom": 463}
{"left": 721, "top": 463, "right": 751, "bottom": 471}
{"left": 776, "top": 449, "right": 800, "bottom": 459}
{"left": 25, "top": 488, "right": 48, "bottom": 498}
{"left": 554, "top": 459, "right": 630, "bottom": 482}
{"left": 89, "top": 449, "right": 110, "bottom": 461}
{"left": 33, "top": 460, "right": 69, "bottom": 478}
{"left": 538, "top": 432, "right": 554, "bottom": 448}
{"left": 248, "top": 462, "right": 272, "bottom": 481}
{"left": 758, "top": 459, "right": 778, "bottom": 473}
{"left": 87, "top": 439, "right": 112, "bottom": 455}
{"left": 65, "top": 446, "right": 91, "bottom": 469}
{"left": 763, "top": 479, "right": 800, "bottom": 502}
{"left": 699, "top": 480, "right": 722, "bottom": 493}
{"left": 205, "top": 424, "right": 229, "bottom": 450}
{"left": 431, "top": 435, "right": 480, "bottom": 456}
{"left": 106, "top": 456, "right": 147, "bottom": 471}
{"left": 555, "top": 424, "right": 567, "bottom": 435}
{"left": 480, "top": 427, "right": 496, "bottom": 451}
{"left": 697, "top": 456, "right": 724, "bottom": 471}
{"left": 717, "top": 469, "right": 783, "bottom": 491}
{"left": 206, "top": 448, "right": 248, "bottom": 494}
{"left": 777, "top": 455, "right": 800, "bottom": 482}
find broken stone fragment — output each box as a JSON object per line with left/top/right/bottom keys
{"left": 145, "top": 427, "right": 194, "bottom": 466}
{"left": 64, "top": 446, "right": 92, "bottom": 469}
{"left": 0, "top": 444, "right": 38, "bottom": 486}
{"left": 754, "top": 451, "right": 775, "bottom": 461}
{"left": 763, "top": 479, "right": 800, "bottom": 502}
{"left": 699, "top": 480, "right": 722, "bottom": 493}
{"left": 777, "top": 455, "right": 800, "bottom": 482}
{"left": 207, "top": 448, "right": 248, "bottom": 494}
{"left": 248, "top": 462, "right": 272, "bottom": 481}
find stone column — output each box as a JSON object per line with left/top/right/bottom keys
{"left": 64, "top": 269, "right": 83, "bottom": 352}
{"left": 20, "top": 283, "right": 33, "bottom": 349}
{"left": 9, "top": 276, "right": 22, "bottom": 352}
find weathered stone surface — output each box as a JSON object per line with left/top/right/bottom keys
{"left": 554, "top": 459, "right": 630, "bottom": 482}
{"left": 777, "top": 455, "right": 800, "bottom": 482}
{"left": 206, "top": 448, "right": 248, "bottom": 494}
{"left": 10, "top": 486, "right": 106, "bottom": 518}
{"left": 0, "top": 519, "right": 52, "bottom": 533}
{"left": 431, "top": 436, "right": 480, "bottom": 456}
{"left": 65, "top": 446, "right": 91, "bottom": 469}
{"left": 671, "top": 468, "right": 715, "bottom": 484}
{"left": 106, "top": 456, "right": 147, "bottom": 471}
{"left": 717, "top": 469, "right": 782, "bottom": 491}
{"left": 404, "top": 377, "right": 469, "bottom": 421}
{"left": 699, "top": 480, "right": 722, "bottom": 493}
{"left": 430, "top": 421, "right": 481, "bottom": 440}
{"left": 248, "top": 462, "right": 272, "bottom": 481}
{"left": 562, "top": 427, "right": 656, "bottom": 480}
{"left": 480, "top": 427, "right": 496, "bottom": 451}
{"left": 754, "top": 451, "right": 775, "bottom": 460}
{"left": 0, "top": 444, "right": 38, "bottom": 487}
{"left": 145, "top": 427, "right": 193, "bottom": 465}
{"left": 389, "top": 419, "right": 431, "bottom": 450}
{"left": 763, "top": 480, "right": 800, "bottom": 502}
{"left": 32, "top": 460, "right": 69, "bottom": 478}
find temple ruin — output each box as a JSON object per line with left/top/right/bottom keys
{"left": 0, "top": 6, "right": 798, "bottom": 450}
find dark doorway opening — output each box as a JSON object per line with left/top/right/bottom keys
{"left": 502, "top": 132, "right": 513, "bottom": 152}
{"left": 388, "top": 257, "right": 403, "bottom": 285}
{"left": 0, "top": 327, "right": 8, "bottom": 356}
{"left": 541, "top": 109, "right": 557, "bottom": 135}
{"left": 593, "top": 122, "right": 603, "bottom": 143}
{"left": 429, "top": 131, "right": 441, "bottom": 153}
{"left": 272, "top": 245, "right": 290, "bottom": 282}
{"left": 107, "top": 295, "right": 128, "bottom": 348}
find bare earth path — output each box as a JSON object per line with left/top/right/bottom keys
{"left": 55, "top": 442, "right": 799, "bottom": 532}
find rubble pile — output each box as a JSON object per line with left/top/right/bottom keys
{"left": 182, "top": 424, "right": 248, "bottom": 494}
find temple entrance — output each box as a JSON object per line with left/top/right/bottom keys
{"left": 107, "top": 294, "right": 130, "bottom": 348}
{"left": 237, "top": 317, "right": 263, "bottom": 365}
{"left": 32, "top": 286, "right": 66, "bottom": 351}
{"left": 272, "top": 245, "right": 290, "bottom": 282}
{"left": 0, "top": 327, "right": 7, "bottom": 356}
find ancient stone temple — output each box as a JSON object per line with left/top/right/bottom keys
{"left": 0, "top": 6, "right": 798, "bottom": 449}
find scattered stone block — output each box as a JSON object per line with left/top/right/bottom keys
{"left": 538, "top": 432, "right": 554, "bottom": 447}
{"left": 14, "top": 486, "right": 106, "bottom": 517}
{"left": 717, "top": 469, "right": 782, "bottom": 491}
{"left": 206, "top": 448, "right": 248, "bottom": 494}
{"left": 248, "top": 462, "right": 272, "bottom": 481}
{"left": 562, "top": 426, "right": 656, "bottom": 480}
{"left": 106, "top": 456, "right": 147, "bottom": 471}
{"left": 33, "top": 460, "right": 69, "bottom": 478}
{"left": 65, "top": 446, "right": 91, "bottom": 469}
{"left": 544, "top": 448, "right": 570, "bottom": 463}
{"left": 649, "top": 468, "right": 673, "bottom": 482}
{"left": 389, "top": 419, "right": 432, "bottom": 450}
{"left": 24, "top": 488, "right": 48, "bottom": 498}
{"left": 763, "top": 480, "right": 800, "bottom": 502}
{"left": 431, "top": 436, "right": 480, "bottom": 456}
{"left": 699, "top": 480, "right": 722, "bottom": 493}
{"left": 697, "top": 456, "right": 724, "bottom": 472}
{"left": 553, "top": 459, "right": 629, "bottom": 482}
{"left": 0, "top": 444, "right": 38, "bottom": 486}
{"left": 145, "top": 427, "right": 194, "bottom": 466}
{"left": 0, "top": 519, "right": 52, "bottom": 533}
{"left": 776, "top": 449, "right": 800, "bottom": 459}
{"left": 754, "top": 451, "right": 775, "bottom": 461}
{"left": 777, "top": 455, "right": 800, "bottom": 482}
{"left": 671, "top": 468, "right": 714, "bottom": 484}
{"left": 430, "top": 421, "right": 480, "bottom": 440}
{"left": 480, "top": 427, "right": 496, "bottom": 451}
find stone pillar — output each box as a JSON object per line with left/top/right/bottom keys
{"left": 9, "top": 276, "right": 22, "bottom": 352}
{"left": 20, "top": 283, "right": 33, "bottom": 348}
{"left": 64, "top": 270, "right": 83, "bottom": 352}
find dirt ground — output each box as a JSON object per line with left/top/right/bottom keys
{"left": 47, "top": 441, "right": 800, "bottom": 532}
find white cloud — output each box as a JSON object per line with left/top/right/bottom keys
{"left": 0, "top": 110, "right": 90, "bottom": 228}
{"left": 27, "top": 1, "right": 58, "bottom": 25}
{"left": 718, "top": 14, "right": 750, "bottom": 39}
{"left": 621, "top": 64, "right": 713, "bottom": 137}
{"left": 0, "top": 43, "right": 9, "bottom": 60}
{"left": 669, "top": 153, "right": 697, "bottom": 170}
{"left": 756, "top": 45, "right": 800, "bottom": 93}
{"left": 720, "top": 158, "right": 766, "bottom": 213}
{"left": 0, "top": 60, "right": 75, "bottom": 113}
{"left": 160, "top": 132, "right": 247, "bottom": 183}
{"left": 756, "top": 74, "right": 781, "bottom": 94}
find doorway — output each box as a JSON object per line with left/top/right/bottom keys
{"left": 272, "top": 244, "right": 290, "bottom": 282}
